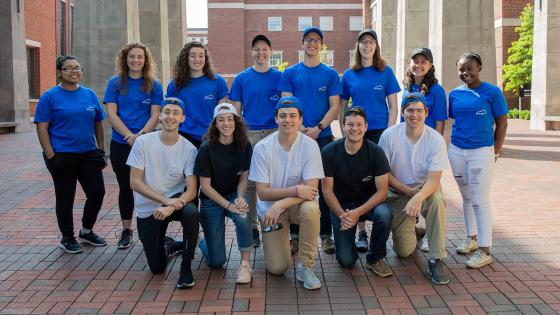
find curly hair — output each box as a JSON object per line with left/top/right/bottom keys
{"left": 350, "top": 40, "right": 387, "bottom": 72}
{"left": 114, "top": 42, "right": 157, "bottom": 95}
{"left": 457, "top": 52, "right": 482, "bottom": 66}
{"left": 204, "top": 114, "right": 248, "bottom": 150}
{"left": 172, "top": 41, "right": 216, "bottom": 90}
{"left": 404, "top": 64, "right": 438, "bottom": 95}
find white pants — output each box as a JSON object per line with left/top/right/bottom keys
{"left": 448, "top": 143, "right": 495, "bottom": 247}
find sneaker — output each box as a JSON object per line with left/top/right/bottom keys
{"left": 236, "top": 260, "right": 253, "bottom": 284}
{"left": 117, "top": 229, "right": 133, "bottom": 249}
{"left": 290, "top": 239, "right": 299, "bottom": 255}
{"left": 321, "top": 238, "right": 335, "bottom": 254}
{"left": 365, "top": 259, "right": 393, "bottom": 278}
{"left": 465, "top": 250, "right": 493, "bottom": 269}
{"left": 356, "top": 231, "right": 369, "bottom": 253}
{"left": 78, "top": 231, "right": 107, "bottom": 247}
{"left": 420, "top": 235, "right": 429, "bottom": 252}
{"left": 415, "top": 226, "right": 426, "bottom": 241}
{"left": 59, "top": 237, "right": 83, "bottom": 254}
{"left": 456, "top": 238, "right": 478, "bottom": 254}
{"left": 252, "top": 229, "right": 261, "bottom": 248}
{"left": 176, "top": 269, "right": 195, "bottom": 289}
{"left": 296, "top": 264, "right": 321, "bottom": 290}
{"left": 428, "top": 259, "right": 450, "bottom": 285}
{"left": 164, "top": 236, "right": 183, "bottom": 257}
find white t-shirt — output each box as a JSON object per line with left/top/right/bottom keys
{"left": 249, "top": 131, "right": 325, "bottom": 218}
{"left": 126, "top": 131, "right": 198, "bottom": 218}
{"left": 379, "top": 123, "right": 448, "bottom": 186}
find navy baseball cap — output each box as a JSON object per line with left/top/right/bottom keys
{"left": 402, "top": 92, "right": 428, "bottom": 110}
{"left": 357, "top": 29, "right": 378, "bottom": 42}
{"left": 276, "top": 96, "right": 302, "bottom": 111}
{"left": 302, "top": 26, "right": 323, "bottom": 41}
{"left": 410, "top": 47, "right": 434, "bottom": 63}
{"left": 252, "top": 34, "right": 272, "bottom": 48}
{"left": 162, "top": 97, "right": 185, "bottom": 113}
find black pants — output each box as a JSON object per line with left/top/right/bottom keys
{"left": 110, "top": 140, "right": 134, "bottom": 221}
{"left": 179, "top": 131, "right": 202, "bottom": 149}
{"left": 364, "top": 129, "right": 386, "bottom": 144}
{"left": 136, "top": 201, "right": 199, "bottom": 274}
{"left": 290, "top": 135, "right": 333, "bottom": 239}
{"left": 44, "top": 151, "right": 105, "bottom": 238}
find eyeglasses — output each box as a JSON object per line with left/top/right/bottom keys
{"left": 359, "top": 40, "right": 376, "bottom": 46}
{"left": 60, "top": 67, "right": 84, "bottom": 73}
{"left": 304, "top": 38, "right": 322, "bottom": 44}
{"left": 344, "top": 106, "right": 366, "bottom": 117}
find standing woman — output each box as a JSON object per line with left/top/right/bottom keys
{"left": 194, "top": 104, "right": 253, "bottom": 284}
{"left": 104, "top": 42, "right": 163, "bottom": 249}
{"left": 340, "top": 29, "right": 400, "bottom": 250}
{"left": 402, "top": 48, "right": 448, "bottom": 135}
{"left": 166, "top": 41, "right": 228, "bottom": 148}
{"left": 35, "top": 56, "right": 107, "bottom": 254}
{"left": 448, "top": 52, "right": 508, "bottom": 269}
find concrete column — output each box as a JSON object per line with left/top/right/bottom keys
{"left": 373, "top": 0, "right": 398, "bottom": 69}
{"left": 0, "top": 0, "right": 30, "bottom": 132}
{"left": 530, "top": 0, "right": 560, "bottom": 130}
{"left": 167, "top": 0, "right": 187, "bottom": 72}
{"left": 429, "top": 0, "right": 496, "bottom": 93}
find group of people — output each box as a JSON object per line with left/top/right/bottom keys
{"left": 34, "top": 26, "right": 508, "bottom": 290}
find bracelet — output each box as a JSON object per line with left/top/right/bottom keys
{"left": 294, "top": 185, "right": 298, "bottom": 197}
{"left": 226, "top": 203, "right": 231, "bottom": 210}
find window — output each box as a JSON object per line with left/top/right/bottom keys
{"left": 320, "top": 16, "right": 333, "bottom": 31}
{"left": 26, "top": 47, "right": 40, "bottom": 99}
{"left": 268, "top": 17, "right": 282, "bottom": 31}
{"left": 298, "top": 16, "right": 312, "bottom": 31}
{"left": 372, "top": 2, "right": 378, "bottom": 24}
{"left": 270, "top": 51, "right": 283, "bottom": 67}
{"left": 320, "top": 50, "right": 334, "bottom": 67}
{"left": 349, "top": 16, "right": 362, "bottom": 31}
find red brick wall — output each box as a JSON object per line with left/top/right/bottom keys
{"left": 24, "top": 0, "right": 57, "bottom": 117}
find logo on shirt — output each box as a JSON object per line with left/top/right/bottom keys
{"left": 362, "top": 175, "right": 372, "bottom": 182}
{"left": 270, "top": 95, "right": 280, "bottom": 102}
{"left": 86, "top": 106, "right": 95, "bottom": 112}
{"left": 475, "top": 109, "right": 487, "bottom": 116}
{"left": 318, "top": 86, "right": 327, "bottom": 92}
{"left": 374, "top": 85, "right": 384, "bottom": 91}
{"left": 142, "top": 99, "right": 151, "bottom": 104}
{"left": 204, "top": 94, "right": 214, "bottom": 100}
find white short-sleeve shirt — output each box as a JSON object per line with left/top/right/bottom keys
{"left": 249, "top": 131, "right": 324, "bottom": 218}
{"left": 126, "top": 131, "right": 198, "bottom": 218}
{"left": 379, "top": 123, "right": 448, "bottom": 186}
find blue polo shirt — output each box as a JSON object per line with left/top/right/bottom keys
{"left": 166, "top": 74, "right": 228, "bottom": 140}
{"left": 278, "top": 62, "right": 342, "bottom": 137}
{"left": 34, "top": 85, "right": 105, "bottom": 153}
{"left": 401, "top": 83, "right": 447, "bottom": 129}
{"left": 229, "top": 67, "right": 281, "bottom": 130}
{"left": 341, "top": 65, "right": 401, "bottom": 129}
{"left": 103, "top": 76, "right": 164, "bottom": 144}
{"left": 449, "top": 82, "right": 508, "bottom": 149}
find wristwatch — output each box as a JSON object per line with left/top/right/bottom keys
{"left": 317, "top": 123, "right": 325, "bottom": 131}
{"left": 137, "top": 129, "right": 145, "bottom": 136}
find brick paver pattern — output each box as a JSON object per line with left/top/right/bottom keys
{"left": 0, "top": 120, "right": 559, "bottom": 314}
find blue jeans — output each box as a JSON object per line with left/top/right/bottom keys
{"left": 331, "top": 202, "right": 393, "bottom": 268}
{"left": 199, "top": 194, "right": 253, "bottom": 268}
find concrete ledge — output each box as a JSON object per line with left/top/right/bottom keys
{"left": 544, "top": 116, "right": 560, "bottom": 122}
{"left": 0, "top": 122, "right": 18, "bottom": 128}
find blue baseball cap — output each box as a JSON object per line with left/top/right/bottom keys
{"left": 402, "top": 92, "right": 428, "bottom": 110}
{"left": 302, "top": 26, "right": 323, "bottom": 41}
{"left": 276, "top": 96, "right": 302, "bottom": 111}
{"left": 162, "top": 97, "right": 185, "bottom": 113}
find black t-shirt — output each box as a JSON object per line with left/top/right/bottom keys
{"left": 321, "top": 138, "right": 390, "bottom": 206}
{"left": 194, "top": 140, "right": 253, "bottom": 199}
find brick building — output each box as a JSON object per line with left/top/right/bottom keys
{"left": 24, "top": 0, "right": 75, "bottom": 117}
{"left": 207, "top": 0, "right": 363, "bottom": 83}
{"left": 187, "top": 28, "right": 208, "bottom": 46}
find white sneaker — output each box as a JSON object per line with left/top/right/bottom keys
{"left": 296, "top": 263, "right": 321, "bottom": 290}
{"left": 420, "top": 235, "right": 429, "bottom": 252}
{"left": 465, "top": 249, "right": 493, "bottom": 268}
{"left": 456, "top": 238, "right": 478, "bottom": 254}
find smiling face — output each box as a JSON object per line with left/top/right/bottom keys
{"left": 403, "top": 102, "right": 427, "bottom": 129}
{"left": 410, "top": 54, "right": 432, "bottom": 80}
{"left": 302, "top": 32, "right": 322, "bottom": 58}
{"left": 215, "top": 112, "right": 235, "bottom": 138}
{"left": 188, "top": 47, "right": 206, "bottom": 75}
{"left": 58, "top": 59, "right": 83, "bottom": 85}
{"left": 358, "top": 34, "right": 376, "bottom": 61}
{"left": 252, "top": 41, "right": 271, "bottom": 66}
{"left": 343, "top": 115, "right": 367, "bottom": 144}
{"left": 127, "top": 47, "right": 145, "bottom": 74}
{"left": 160, "top": 104, "right": 185, "bottom": 132}
{"left": 275, "top": 107, "right": 302, "bottom": 135}
{"left": 457, "top": 57, "right": 482, "bottom": 88}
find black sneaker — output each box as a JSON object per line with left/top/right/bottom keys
{"left": 428, "top": 259, "right": 450, "bottom": 285}
{"left": 78, "top": 231, "right": 107, "bottom": 247}
{"left": 415, "top": 226, "right": 426, "bottom": 241}
{"left": 252, "top": 229, "right": 261, "bottom": 248}
{"left": 356, "top": 231, "right": 369, "bottom": 253}
{"left": 59, "top": 237, "right": 83, "bottom": 254}
{"left": 117, "top": 229, "right": 133, "bottom": 249}
{"left": 164, "top": 236, "right": 183, "bottom": 257}
{"left": 176, "top": 269, "right": 195, "bottom": 289}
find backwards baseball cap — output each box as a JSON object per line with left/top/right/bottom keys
{"left": 162, "top": 97, "right": 185, "bottom": 113}
{"left": 410, "top": 47, "right": 433, "bottom": 63}
{"left": 402, "top": 92, "right": 428, "bottom": 110}
{"left": 252, "top": 34, "right": 271, "bottom": 48}
{"left": 275, "top": 96, "right": 302, "bottom": 111}
{"left": 302, "top": 26, "right": 323, "bottom": 41}
{"left": 213, "top": 103, "right": 238, "bottom": 119}
{"left": 357, "top": 29, "right": 378, "bottom": 42}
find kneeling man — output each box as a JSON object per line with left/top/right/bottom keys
{"left": 379, "top": 92, "right": 450, "bottom": 284}
{"left": 322, "top": 107, "right": 393, "bottom": 278}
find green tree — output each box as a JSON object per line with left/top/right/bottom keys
{"left": 503, "top": 3, "right": 533, "bottom": 95}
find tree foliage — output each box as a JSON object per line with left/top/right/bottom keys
{"left": 503, "top": 3, "right": 533, "bottom": 95}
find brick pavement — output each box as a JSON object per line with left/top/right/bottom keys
{"left": 0, "top": 119, "right": 559, "bottom": 314}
